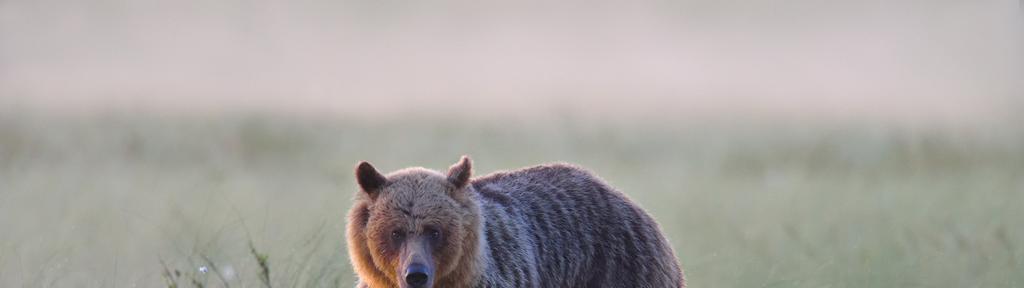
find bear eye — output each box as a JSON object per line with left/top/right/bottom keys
{"left": 425, "top": 228, "right": 442, "bottom": 241}
{"left": 390, "top": 230, "right": 405, "bottom": 242}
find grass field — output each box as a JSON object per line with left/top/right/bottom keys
{"left": 0, "top": 113, "right": 1022, "bottom": 287}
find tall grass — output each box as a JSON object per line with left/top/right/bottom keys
{"left": 0, "top": 113, "right": 1021, "bottom": 287}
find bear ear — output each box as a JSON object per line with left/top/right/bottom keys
{"left": 355, "top": 161, "right": 387, "bottom": 197}
{"left": 446, "top": 155, "right": 473, "bottom": 189}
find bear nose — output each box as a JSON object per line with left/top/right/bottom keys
{"left": 405, "top": 263, "right": 431, "bottom": 287}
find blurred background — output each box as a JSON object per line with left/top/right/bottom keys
{"left": 1, "top": 0, "right": 1022, "bottom": 287}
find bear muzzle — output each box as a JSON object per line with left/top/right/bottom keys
{"left": 399, "top": 237, "right": 435, "bottom": 288}
{"left": 404, "top": 263, "right": 431, "bottom": 288}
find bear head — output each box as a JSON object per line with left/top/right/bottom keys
{"left": 347, "top": 156, "right": 482, "bottom": 288}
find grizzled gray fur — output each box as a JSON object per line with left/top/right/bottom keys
{"left": 347, "top": 156, "right": 685, "bottom": 288}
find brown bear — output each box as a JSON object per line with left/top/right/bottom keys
{"left": 347, "top": 156, "right": 685, "bottom": 288}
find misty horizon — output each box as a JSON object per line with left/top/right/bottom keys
{"left": 1, "top": 0, "right": 1020, "bottom": 126}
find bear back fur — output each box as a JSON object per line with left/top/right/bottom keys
{"left": 469, "top": 163, "right": 684, "bottom": 287}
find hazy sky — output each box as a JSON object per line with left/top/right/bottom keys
{"left": 1, "top": 0, "right": 1020, "bottom": 126}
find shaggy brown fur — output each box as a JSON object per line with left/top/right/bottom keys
{"left": 347, "top": 156, "right": 685, "bottom": 288}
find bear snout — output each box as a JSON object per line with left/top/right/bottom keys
{"left": 404, "top": 263, "right": 431, "bottom": 288}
